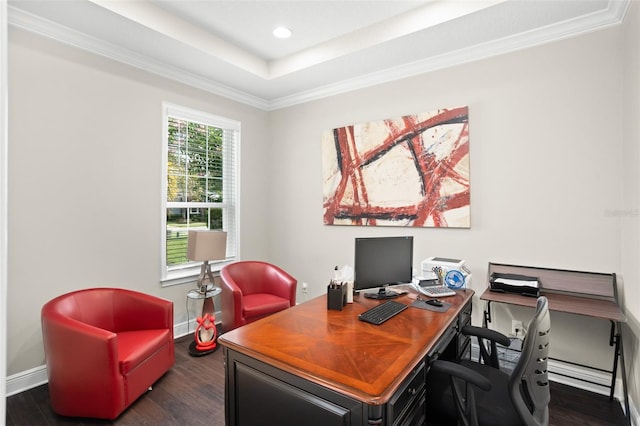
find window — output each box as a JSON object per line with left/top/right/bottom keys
{"left": 161, "top": 103, "right": 239, "bottom": 284}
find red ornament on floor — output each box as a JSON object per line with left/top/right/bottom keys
{"left": 189, "top": 312, "right": 219, "bottom": 356}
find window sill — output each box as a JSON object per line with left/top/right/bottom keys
{"left": 161, "top": 261, "right": 231, "bottom": 288}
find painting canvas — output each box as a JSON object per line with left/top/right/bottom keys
{"left": 322, "top": 106, "right": 470, "bottom": 227}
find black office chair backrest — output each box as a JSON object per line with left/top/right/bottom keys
{"left": 509, "top": 296, "right": 551, "bottom": 426}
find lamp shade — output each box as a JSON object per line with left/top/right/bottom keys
{"left": 187, "top": 230, "right": 227, "bottom": 262}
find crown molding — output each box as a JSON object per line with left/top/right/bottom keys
{"left": 270, "top": 0, "right": 630, "bottom": 110}
{"left": 8, "top": 1, "right": 630, "bottom": 112}
{"left": 7, "top": 6, "right": 270, "bottom": 110}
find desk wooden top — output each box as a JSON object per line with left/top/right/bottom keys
{"left": 480, "top": 288, "right": 625, "bottom": 322}
{"left": 219, "top": 288, "right": 474, "bottom": 405}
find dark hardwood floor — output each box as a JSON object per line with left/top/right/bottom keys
{"left": 6, "top": 335, "right": 628, "bottom": 425}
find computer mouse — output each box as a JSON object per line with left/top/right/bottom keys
{"left": 426, "top": 299, "right": 443, "bottom": 307}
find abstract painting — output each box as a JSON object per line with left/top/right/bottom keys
{"left": 322, "top": 106, "right": 470, "bottom": 227}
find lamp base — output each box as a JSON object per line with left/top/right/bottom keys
{"left": 199, "top": 282, "right": 215, "bottom": 294}
{"left": 188, "top": 340, "right": 219, "bottom": 356}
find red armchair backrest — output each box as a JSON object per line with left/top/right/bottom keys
{"left": 222, "top": 261, "right": 296, "bottom": 300}
{"left": 42, "top": 288, "right": 173, "bottom": 333}
{"left": 220, "top": 261, "right": 297, "bottom": 332}
{"left": 44, "top": 288, "right": 118, "bottom": 332}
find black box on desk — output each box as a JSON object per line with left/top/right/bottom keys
{"left": 327, "top": 283, "right": 347, "bottom": 311}
{"left": 489, "top": 272, "right": 540, "bottom": 297}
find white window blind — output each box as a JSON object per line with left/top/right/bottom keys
{"left": 161, "top": 103, "right": 239, "bottom": 283}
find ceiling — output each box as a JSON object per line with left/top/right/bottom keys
{"left": 7, "top": 0, "right": 630, "bottom": 110}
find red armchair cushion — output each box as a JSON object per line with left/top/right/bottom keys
{"left": 243, "top": 294, "right": 291, "bottom": 320}
{"left": 118, "top": 329, "right": 172, "bottom": 376}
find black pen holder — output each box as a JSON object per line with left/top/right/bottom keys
{"left": 327, "top": 283, "right": 347, "bottom": 311}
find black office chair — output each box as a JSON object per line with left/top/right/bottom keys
{"left": 427, "top": 296, "right": 550, "bottom": 426}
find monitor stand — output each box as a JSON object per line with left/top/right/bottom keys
{"left": 364, "top": 288, "right": 400, "bottom": 300}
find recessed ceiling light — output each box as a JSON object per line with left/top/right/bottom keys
{"left": 273, "top": 26, "right": 292, "bottom": 39}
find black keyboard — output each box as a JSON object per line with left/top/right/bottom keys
{"left": 358, "top": 300, "right": 408, "bottom": 325}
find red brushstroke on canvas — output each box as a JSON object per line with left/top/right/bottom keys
{"left": 323, "top": 106, "right": 469, "bottom": 227}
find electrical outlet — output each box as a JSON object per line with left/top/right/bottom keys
{"left": 302, "top": 282, "right": 308, "bottom": 293}
{"left": 511, "top": 320, "right": 524, "bottom": 337}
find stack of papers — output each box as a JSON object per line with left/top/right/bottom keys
{"left": 493, "top": 277, "right": 539, "bottom": 288}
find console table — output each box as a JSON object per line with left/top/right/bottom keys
{"left": 480, "top": 262, "right": 629, "bottom": 426}
{"left": 219, "top": 288, "right": 474, "bottom": 426}
{"left": 186, "top": 284, "right": 222, "bottom": 356}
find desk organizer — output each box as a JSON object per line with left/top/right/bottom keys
{"left": 327, "top": 282, "right": 347, "bottom": 311}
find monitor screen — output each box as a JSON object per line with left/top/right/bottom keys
{"left": 354, "top": 236, "right": 413, "bottom": 299}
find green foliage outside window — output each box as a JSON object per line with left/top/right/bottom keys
{"left": 166, "top": 118, "right": 225, "bottom": 266}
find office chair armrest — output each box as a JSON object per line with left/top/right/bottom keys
{"left": 430, "top": 360, "right": 492, "bottom": 391}
{"left": 461, "top": 325, "right": 511, "bottom": 347}
{"left": 461, "top": 325, "right": 511, "bottom": 369}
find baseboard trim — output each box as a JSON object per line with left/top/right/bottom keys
{"left": 6, "top": 365, "right": 47, "bottom": 397}
{"left": 7, "top": 319, "right": 200, "bottom": 397}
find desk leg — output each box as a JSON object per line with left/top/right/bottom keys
{"left": 367, "top": 405, "right": 383, "bottom": 425}
{"left": 610, "top": 321, "right": 618, "bottom": 401}
{"left": 614, "top": 322, "right": 631, "bottom": 426}
{"left": 483, "top": 301, "right": 492, "bottom": 327}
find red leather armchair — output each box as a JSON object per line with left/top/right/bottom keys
{"left": 220, "top": 261, "right": 297, "bottom": 332}
{"left": 41, "top": 288, "right": 175, "bottom": 420}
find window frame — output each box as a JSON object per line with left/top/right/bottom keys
{"left": 160, "top": 102, "right": 240, "bottom": 286}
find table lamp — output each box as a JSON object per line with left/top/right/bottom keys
{"left": 187, "top": 230, "right": 227, "bottom": 356}
{"left": 187, "top": 230, "right": 227, "bottom": 293}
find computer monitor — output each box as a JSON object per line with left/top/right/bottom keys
{"left": 354, "top": 236, "right": 414, "bottom": 299}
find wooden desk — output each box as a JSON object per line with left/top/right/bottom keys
{"left": 219, "top": 288, "right": 474, "bottom": 426}
{"left": 480, "top": 263, "right": 629, "bottom": 426}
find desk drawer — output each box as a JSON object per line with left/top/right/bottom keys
{"left": 458, "top": 302, "right": 472, "bottom": 330}
{"left": 455, "top": 300, "right": 472, "bottom": 359}
{"left": 388, "top": 361, "right": 425, "bottom": 424}
{"left": 394, "top": 389, "right": 425, "bottom": 426}
{"left": 428, "top": 323, "right": 457, "bottom": 362}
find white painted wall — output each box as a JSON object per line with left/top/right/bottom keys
{"left": 621, "top": 0, "right": 640, "bottom": 419}
{"left": 268, "top": 27, "right": 625, "bottom": 373}
{"left": 1, "top": 0, "right": 9, "bottom": 419}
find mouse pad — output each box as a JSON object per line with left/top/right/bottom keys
{"left": 410, "top": 299, "right": 451, "bottom": 312}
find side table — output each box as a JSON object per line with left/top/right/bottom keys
{"left": 186, "top": 284, "right": 222, "bottom": 356}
